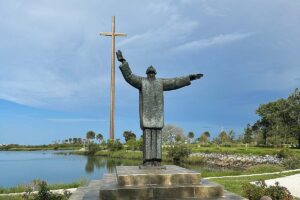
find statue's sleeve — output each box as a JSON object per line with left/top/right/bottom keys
{"left": 119, "top": 62, "right": 142, "bottom": 89}
{"left": 162, "top": 76, "right": 191, "bottom": 91}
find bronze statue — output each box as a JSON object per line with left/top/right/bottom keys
{"left": 117, "top": 50, "right": 203, "bottom": 166}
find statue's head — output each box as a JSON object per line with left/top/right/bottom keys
{"left": 146, "top": 66, "right": 156, "bottom": 79}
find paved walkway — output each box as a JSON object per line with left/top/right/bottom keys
{"left": 204, "top": 168, "right": 300, "bottom": 179}
{"left": 263, "top": 174, "right": 300, "bottom": 198}
{"left": 204, "top": 169, "right": 300, "bottom": 199}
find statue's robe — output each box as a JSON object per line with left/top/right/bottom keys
{"left": 119, "top": 62, "right": 191, "bottom": 164}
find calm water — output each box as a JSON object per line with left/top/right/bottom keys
{"left": 0, "top": 151, "right": 140, "bottom": 188}
{"left": 0, "top": 151, "right": 235, "bottom": 188}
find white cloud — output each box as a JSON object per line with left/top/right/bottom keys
{"left": 118, "top": 2, "right": 199, "bottom": 50}
{"left": 174, "top": 32, "right": 254, "bottom": 52}
{"left": 119, "top": 18, "right": 198, "bottom": 50}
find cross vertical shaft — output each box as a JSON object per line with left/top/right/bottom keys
{"left": 100, "top": 16, "right": 127, "bottom": 140}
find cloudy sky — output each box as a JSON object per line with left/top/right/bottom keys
{"left": 0, "top": 0, "right": 299, "bottom": 144}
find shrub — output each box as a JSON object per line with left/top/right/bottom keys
{"left": 107, "top": 139, "right": 123, "bottom": 151}
{"left": 166, "top": 144, "right": 192, "bottom": 162}
{"left": 265, "top": 182, "right": 293, "bottom": 200}
{"left": 246, "top": 164, "right": 284, "bottom": 174}
{"left": 242, "top": 182, "right": 264, "bottom": 200}
{"left": 126, "top": 138, "right": 138, "bottom": 151}
{"left": 243, "top": 180, "right": 293, "bottom": 200}
{"left": 276, "top": 148, "right": 293, "bottom": 158}
{"left": 86, "top": 143, "right": 100, "bottom": 155}
{"left": 282, "top": 154, "right": 300, "bottom": 169}
{"left": 31, "top": 180, "right": 69, "bottom": 200}
{"left": 35, "top": 181, "right": 51, "bottom": 200}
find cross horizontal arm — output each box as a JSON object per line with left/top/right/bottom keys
{"left": 114, "top": 33, "right": 127, "bottom": 36}
{"left": 100, "top": 32, "right": 127, "bottom": 37}
{"left": 100, "top": 32, "right": 113, "bottom": 36}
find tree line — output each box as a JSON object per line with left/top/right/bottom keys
{"left": 244, "top": 88, "right": 300, "bottom": 147}
{"left": 56, "top": 88, "right": 299, "bottom": 149}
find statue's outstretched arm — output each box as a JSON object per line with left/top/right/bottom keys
{"left": 162, "top": 76, "right": 190, "bottom": 91}
{"left": 189, "top": 74, "right": 203, "bottom": 81}
{"left": 117, "top": 50, "right": 142, "bottom": 89}
{"left": 162, "top": 74, "right": 203, "bottom": 91}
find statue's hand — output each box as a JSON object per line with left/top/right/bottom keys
{"left": 189, "top": 73, "right": 203, "bottom": 81}
{"left": 116, "top": 50, "right": 126, "bottom": 63}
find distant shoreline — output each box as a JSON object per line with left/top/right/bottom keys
{"left": 0, "top": 144, "right": 82, "bottom": 151}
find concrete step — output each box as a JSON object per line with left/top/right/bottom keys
{"left": 100, "top": 174, "right": 225, "bottom": 200}
{"left": 116, "top": 165, "right": 201, "bottom": 186}
{"left": 69, "top": 179, "right": 102, "bottom": 200}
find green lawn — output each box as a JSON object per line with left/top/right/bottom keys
{"left": 0, "top": 196, "right": 23, "bottom": 200}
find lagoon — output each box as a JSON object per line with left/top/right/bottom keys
{"left": 0, "top": 151, "right": 236, "bottom": 188}
{"left": 0, "top": 151, "right": 140, "bottom": 188}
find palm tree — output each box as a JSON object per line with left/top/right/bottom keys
{"left": 86, "top": 130, "right": 96, "bottom": 143}
{"left": 203, "top": 131, "right": 210, "bottom": 138}
{"left": 96, "top": 133, "right": 104, "bottom": 144}
{"left": 197, "top": 131, "right": 211, "bottom": 144}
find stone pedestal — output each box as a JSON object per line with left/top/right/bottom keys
{"left": 99, "top": 165, "right": 245, "bottom": 200}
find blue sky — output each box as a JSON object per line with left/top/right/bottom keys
{"left": 0, "top": 0, "right": 299, "bottom": 144}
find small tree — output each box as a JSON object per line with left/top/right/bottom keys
{"left": 198, "top": 134, "right": 208, "bottom": 144}
{"left": 187, "top": 131, "right": 195, "bottom": 143}
{"left": 123, "top": 131, "right": 136, "bottom": 142}
{"left": 219, "top": 131, "right": 228, "bottom": 144}
{"left": 162, "top": 124, "right": 186, "bottom": 145}
{"left": 96, "top": 133, "right": 104, "bottom": 144}
{"left": 198, "top": 131, "right": 210, "bottom": 144}
{"left": 243, "top": 124, "right": 253, "bottom": 144}
{"left": 228, "top": 129, "right": 235, "bottom": 143}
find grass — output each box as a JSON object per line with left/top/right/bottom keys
{"left": 188, "top": 164, "right": 285, "bottom": 178}
{"left": 0, "top": 179, "right": 87, "bottom": 194}
{"left": 94, "top": 150, "right": 143, "bottom": 160}
{"left": 210, "top": 171, "right": 300, "bottom": 196}
{"left": 0, "top": 196, "right": 23, "bottom": 200}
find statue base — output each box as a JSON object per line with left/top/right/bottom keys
{"left": 99, "top": 165, "right": 245, "bottom": 200}
{"left": 139, "top": 165, "right": 166, "bottom": 170}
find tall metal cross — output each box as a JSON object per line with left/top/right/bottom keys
{"left": 100, "top": 16, "right": 127, "bottom": 140}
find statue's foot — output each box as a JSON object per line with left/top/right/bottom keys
{"left": 153, "top": 161, "right": 161, "bottom": 166}
{"left": 143, "top": 161, "right": 153, "bottom": 166}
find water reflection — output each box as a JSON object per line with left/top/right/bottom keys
{"left": 84, "top": 156, "right": 141, "bottom": 173}
{"left": 83, "top": 155, "right": 240, "bottom": 176}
